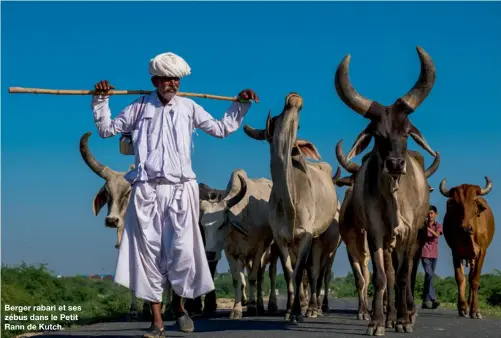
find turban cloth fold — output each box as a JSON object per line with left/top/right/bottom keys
{"left": 149, "top": 52, "right": 191, "bottom": 78}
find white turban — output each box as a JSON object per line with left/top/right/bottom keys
{"left": 149, "top": 52, "right": 191, "bottom": 78}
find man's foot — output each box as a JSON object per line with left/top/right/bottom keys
{"left": 422, "top": 301, "right": 433, "bottom": 309}
{"left": 143, "top": 323, "right": 165, "bottom": 338}
{"left": 432, "top": 299, "right": 441, "bottom": 309}
{"left": 175, "top": 311, "right": 194, "bottom": 333}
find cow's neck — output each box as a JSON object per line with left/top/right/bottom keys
{"left": 270, "top": 146, "right": 297, "bottom": 220}
{"left": 366, "top": 151, "right": 400, "bottom": 232}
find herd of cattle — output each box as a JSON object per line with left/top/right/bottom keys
{"left": 78, "top": 46, "right": 496, "bottom": 336}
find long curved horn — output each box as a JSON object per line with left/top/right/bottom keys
{"left": 243, "top": 124, "right": 266, "bottom": 141}
{"left": 335, "top": 140, "right": 360, "bottom": 174}
{"left": 424, "top": 151, "right": 440, "bottom": 178}
{"left": 439, "top": 178, "right": 450, "bottom": 197}
{"left": 334, "top": 54, "right": 374, "bottom": 117}
{"left": 79, "top": 132, "right": 114, "bottom": 180}
{"left": 223, "top": 174, "right": 248, "bottom": 211}
{"left": 479, "top": 176, "right": 493, "bottom": 196}
{"left": 399, "top": 46, "right": 436, "bottom": 111}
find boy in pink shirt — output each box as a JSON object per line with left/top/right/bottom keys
{"left": 421, "top": 205, "right": 443, "bottom": 309}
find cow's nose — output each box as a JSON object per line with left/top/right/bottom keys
{"left": 206, "top": 251, "right": 216, "bottom": 262}
{"left": 465, "top": 226, "right": 473, "bottom": 234}
{"left": 105, "top": 216, "right": 119, "bottom": 228}
{"left": 385, "top": 157, "right": 405, "bottom": 174}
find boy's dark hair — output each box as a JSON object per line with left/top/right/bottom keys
{"left": 429, "top": 205, "right": 438, "bottom": 213}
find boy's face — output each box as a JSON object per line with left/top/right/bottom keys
{"left": 428, "top": 210, "right": 437, "bottom": 222}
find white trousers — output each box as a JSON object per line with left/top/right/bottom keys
{"left": 114, "top": 178, "right": 215, "bottom": 303}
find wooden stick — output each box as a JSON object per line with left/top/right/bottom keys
{"left": 8, "top": 86, "right": 242, "bottom": 102}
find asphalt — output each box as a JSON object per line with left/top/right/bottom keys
{"left": 39, "top": 298, "right": 500, "bottom": 338}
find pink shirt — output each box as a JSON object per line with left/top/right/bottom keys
{"left": 421, "top": 221, "right": 443, "bottom": 259}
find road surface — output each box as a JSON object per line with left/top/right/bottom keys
{"left": 39, "top": 298, "right": 500, "bottom": 338}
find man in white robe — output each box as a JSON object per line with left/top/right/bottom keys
{"left": 91, "top": 52, "right": 259, "bottom": 337}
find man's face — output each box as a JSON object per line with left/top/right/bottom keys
{"left": 428, "top": 210, "right": 437, "bottom": 222}
{"left": 151, "top": 76, "right": 180, "bottom": 101}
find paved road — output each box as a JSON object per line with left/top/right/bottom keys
{"left": 40, "top": 298, "right": 500, "bottom": 338}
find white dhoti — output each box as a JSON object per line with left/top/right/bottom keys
{"left": 114, "top": 178, "right": 215, "bottom": 303}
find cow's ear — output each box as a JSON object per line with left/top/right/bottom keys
{"left": 475, "top": 198, "right": 487, "bottom": 216}
{"left": 93, "top": 186, "right": 108, "bottom": 216}
{"left": 295, "top": 139, "right": 322, "bottom": 161}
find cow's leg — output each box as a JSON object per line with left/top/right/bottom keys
{"left": 203, "top": 260, "right": 219, "bottom": 315}
{"left": 247, "top": 243, "right": 266, "bottom": 316}
{"left": 162, "top": 281, "right": 174, "bottom": 320}
{"left": 407, "top": 242, "right": 421, "bottom": 325}
{"left": 468, "top": 250, "right": 486, "bottom": 319}
{"left": 241, "top": 268, "right": 248, "bottom": 306}
{"left": 267, "top": 243, "right": 280, "bottom": 315}
{"left": 453, "top": 255, "right": 468, "bottom": 317}
{"left": 275, "top": 239, "right": 294, "bottom": 321}
{"left": 256, "top": 260, "right": 266, "bottom": 315}
{"left": 306, "top": 241, "right": 321, "bottom": 318}
{"left": 142, "top": 301, "right": 153, "bottom": 321}
{"left": 366, "top": 234, "right": 386, "bottom": 336}
{"left": 395, "top": 250, "right": 413, "bottom": 333}
{"left": 385, "top": 249, "right": 396, "bottom": 329}
{"left": 323, "top": 258, "right": 334, "bottom": 311}
{"left": 290, "top": 233, "right": 313, "bottom": 324}
{"left": 127, "top": 291, "right": 139, "bottom": 321}
{"left": 316, "top": 265, "right": 326, "bottom": 315}
{"left": 226, "top": 253, "right": 244, "bottom": 320}
{"left": 347, "top": 243, "right": 370, "bottom": 320}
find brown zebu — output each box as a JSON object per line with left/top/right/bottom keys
{"left": 334, "top": 46, "right": 440, "bottom": 335}
{"left": 439, "top": 177, "right": 495, "bottom": 319}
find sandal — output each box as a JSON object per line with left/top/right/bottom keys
{"left": 175, "top": 311, "right": 194, "bottom": 333}
{"left": 143, "top": 324, "right": 166, "bottom": 338}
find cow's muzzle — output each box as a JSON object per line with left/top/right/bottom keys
{"left": 206, "top": 251, "right": 217, "bottom": 262}
{"left": 105, "top": 216, "right": 119, "bottom": 228}
{"left": 385, "top": 157, "right": 406, "bottom": 175}
{"left": 465, "top": 226, "right": 474, "bottom": 234}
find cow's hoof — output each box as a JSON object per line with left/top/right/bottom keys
{"left": 459, "top": 309, "right": 469, "bottom": 317}
{"left": 284, "top": 312, "right": 291, "bottom": 321}
{"left": 366, "top": 324, "right": 385, "bottom": 336}
{"left": 268, "top": 302, "right": 279, "bottom": 315}
{"left": 410, "top": 312, "right": 417, "bottom": 325}
{"left": 289, "top": 314, "right": 304, "bottom": 325}
{"left": 385, "top": 320, "right": 394, "bottom": 329}
{"left": 395, "top": 322, "right": 413, "bottom": 333}
{"left": 305, "top": 309, "right": 317, "bottom": 318}
{"left": 316, "top": 308, "right": 323, "bottom": 316}
{"left": 229, "top": 310, "right": 242, "bottom": 320}
{"left": 470, "top": 312, "right": 483, "bottom": 319}
{"left": 364, "top": 313, "right": 371, "bottom": 321}
{"left": 247, "top": 305, "right": 258, "bottom": 317}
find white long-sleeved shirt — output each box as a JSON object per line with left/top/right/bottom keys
{"left": 91, "top": 91, "right": 251, "bottom": 184}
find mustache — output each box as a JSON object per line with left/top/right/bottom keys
{"left": 163, "top": 86, "right": 178, "bottom": 92}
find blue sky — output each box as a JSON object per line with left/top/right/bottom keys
{"left": 2, "top": 1, "right": 500, "bottom": 279}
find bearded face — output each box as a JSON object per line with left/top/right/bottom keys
{"left": 151, "top": 75, "right": 180, "bottom": 102}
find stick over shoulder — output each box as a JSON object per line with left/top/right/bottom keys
{"left": 8, "top": 86, "right": 241, "bottom": 102}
